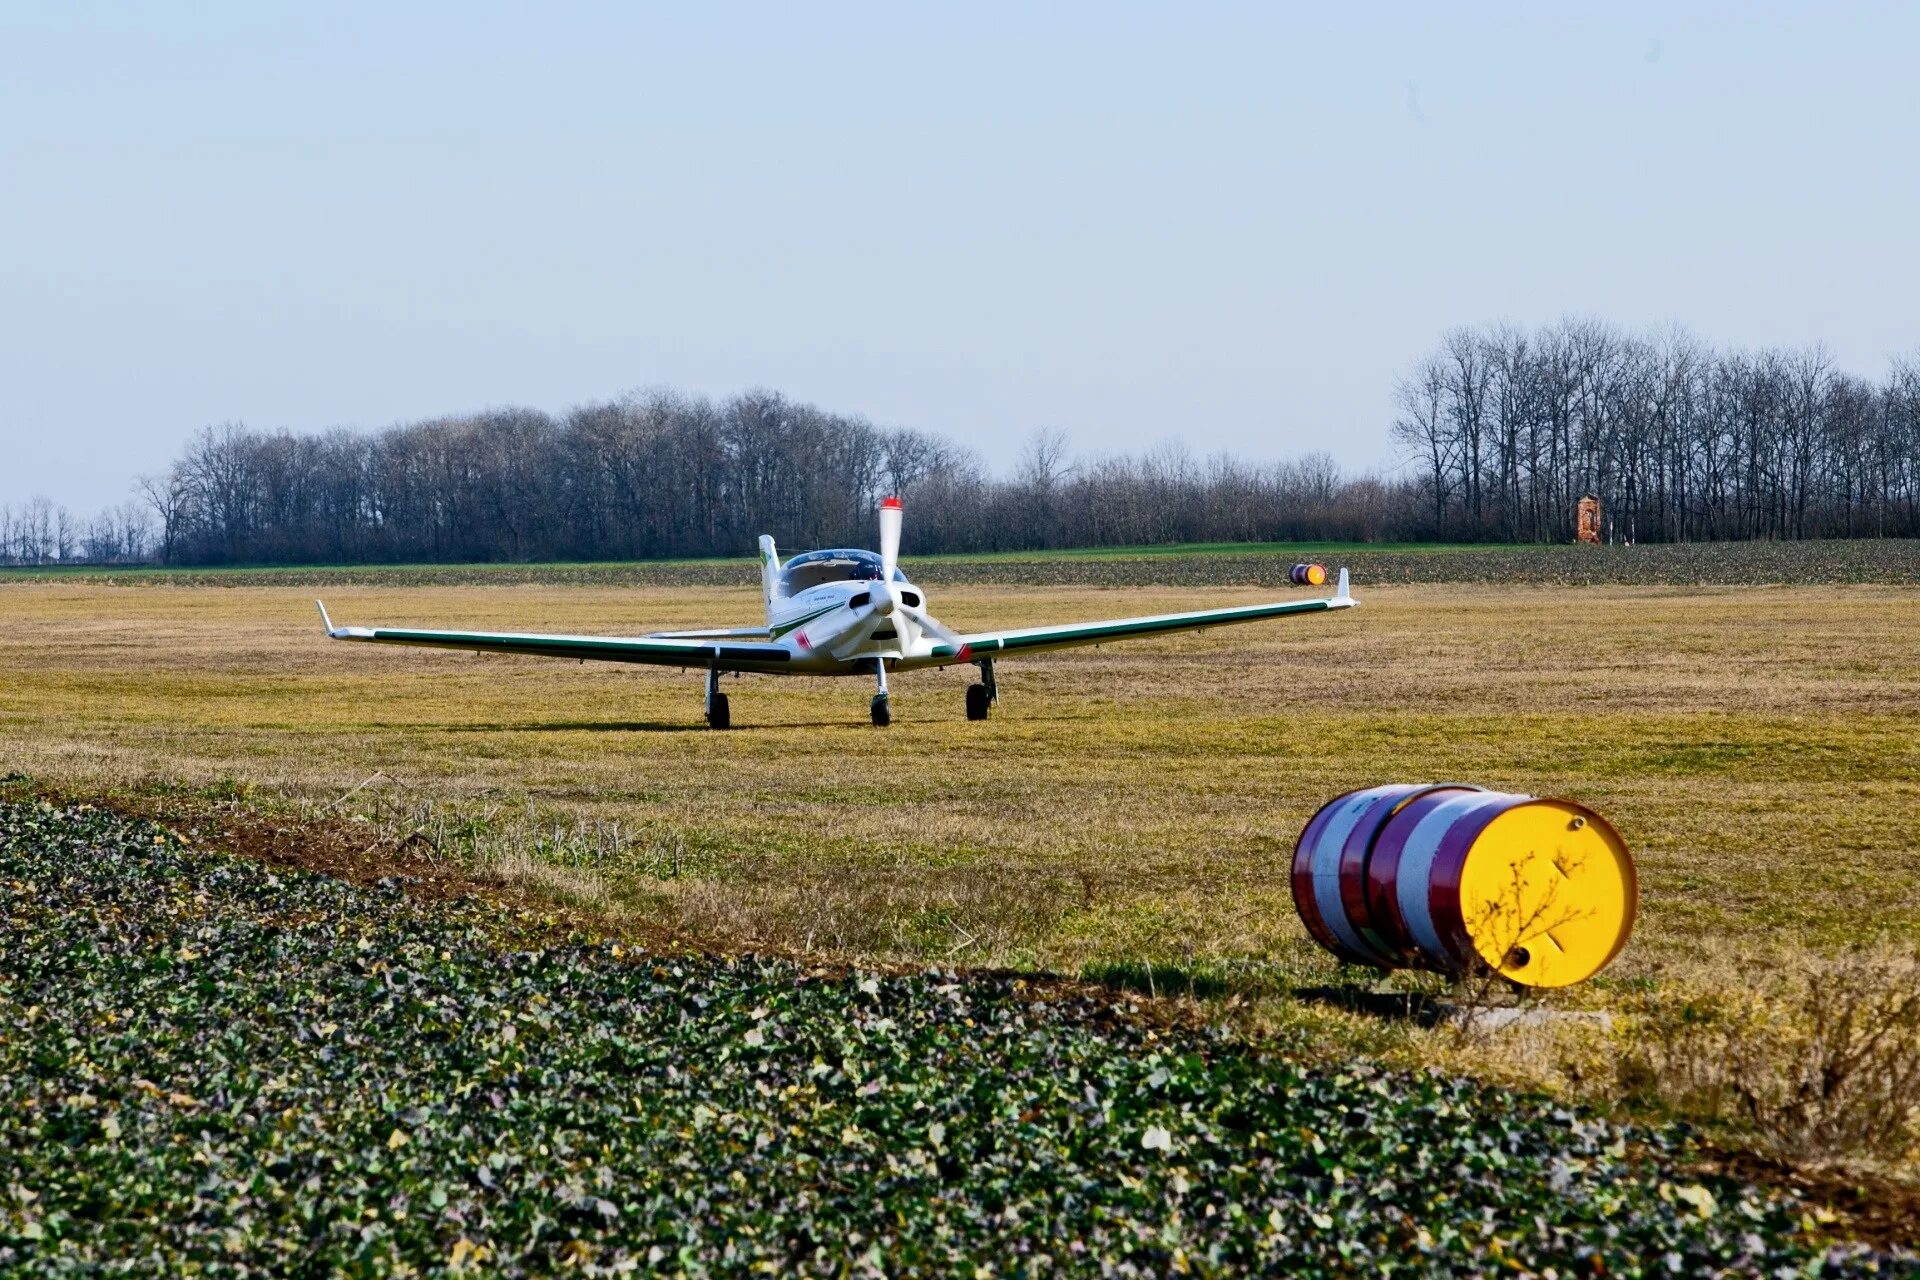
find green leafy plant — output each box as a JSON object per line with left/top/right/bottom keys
{"left": 0, "top": 800, "right": 1899, "bottom": 1275}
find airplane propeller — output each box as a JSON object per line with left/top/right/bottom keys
{"left": 878, "top": 495, "right": 903, "bottom": 582}
{"left": 902, "top": 600, "right": 964, "bottom": 649}
{"left": 873, "top": 495, "right": 964, "bottom": 649}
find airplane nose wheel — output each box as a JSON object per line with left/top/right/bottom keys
{"left": 870, "top": 659, "right": 892, "bottom": 727}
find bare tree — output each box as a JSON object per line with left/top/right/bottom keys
{"left": 1392, "top": 357, "right": 1455, "bottom": 536}
{"left": 137, "top": 472, "right": 192, "bottom": 565}
{"left": 1015, "top": 428, "right": 1074, "bottom": 548}
{"left": 61, "top": 337, "right": 1917, "bottom": 572}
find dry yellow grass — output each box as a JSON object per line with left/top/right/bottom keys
{"left": 3, "top": 578, "right": 1914, "bottom": 973}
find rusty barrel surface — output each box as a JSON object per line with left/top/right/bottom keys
{"left": 1289, "top": 562, "right": 1328, "bottom": 587}
{"left": 1293, "top": 785, "right": 1637, "bottom": 988}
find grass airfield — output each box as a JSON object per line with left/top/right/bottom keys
{"left": 4, "top": 561, "right": 1920, "bottom": 1266}
{"left": 2, "top": 575, "right": 1915, "bottom": 979}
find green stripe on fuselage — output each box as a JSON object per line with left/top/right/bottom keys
{"left": 768, "top": 601, "right": 844, "bottom": 639}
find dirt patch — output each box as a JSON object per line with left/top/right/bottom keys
{"left": 1685, "top": 1147, "right": 1920, "bottom": 1255}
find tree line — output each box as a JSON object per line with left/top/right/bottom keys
{"left": 19, "top": 390, "right": 1392, "bottom": 567}
{"left": 3, "top": 318, "right": 1915, "bottom": 567}
{"left": 1393, "top": 320, "right": 1920, "bottom": 542}
{"left": 0, "top": 496, "right": 155, "bottom": 566}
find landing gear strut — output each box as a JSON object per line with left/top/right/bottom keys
{"left": 965, "top": 657, "right": 997, "bottom": 721}
{"left": 870, "top": 659, "right": 892, "bottom": 727}
{"left": 705, "top": 665, "right": 731, "bottom": 730}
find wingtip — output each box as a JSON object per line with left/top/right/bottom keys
{"left": 1333, "top": 567, "right": 1354, "bottom": 606}
{"left": 315, "top": 599, "right": 336, "bottom": 634}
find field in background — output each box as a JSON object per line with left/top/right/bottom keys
{"left": 0, "top": 537, "right": 1475, "bottom": 579}
{"left": 4, "top": 535, "right": 1917, "bottom": 589}
{"left": 3, "top": 558, "right": 1918, "bottom": 1163}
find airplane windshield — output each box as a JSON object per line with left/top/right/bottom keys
{"left": 779, "top": 549, "right": 908, "bottom": 594}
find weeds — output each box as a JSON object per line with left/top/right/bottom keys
{"left": 1440, "top": 853, "right": 1596, "bottom": 1034}
{"left": 306, "top": 783, "right": 721, "bottom": 888}
{"left": 1615, "top": 948, "right": 1920, "bottom": 1164}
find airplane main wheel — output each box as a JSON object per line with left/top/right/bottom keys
{"left": 708, "top": 692, "right": 731, "bottom": 730}
{"left": 870, "top": 694, "right": 892, "bottom": 727}
{"left": 965, "top": 683, "right": 992, "bottom": 721}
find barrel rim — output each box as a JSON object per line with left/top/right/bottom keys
{"left": 1432, "top": 795, "right": 1638, "bottom": 986}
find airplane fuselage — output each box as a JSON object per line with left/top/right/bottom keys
{"left": 762, "top": 564, "right": 956, "bottom": 676}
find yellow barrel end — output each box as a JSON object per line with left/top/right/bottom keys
{"left": 1454, "top": 801, "right": 1637, "bottom": 988}
{"left": 1305, "top": 562, "right": 1327, "bottom": 586}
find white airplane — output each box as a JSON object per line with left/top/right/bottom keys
{"left": 317, "top": 497, "right": 1356, "bottom": 728}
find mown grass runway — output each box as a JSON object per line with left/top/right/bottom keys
{"left": 2, "top": 572, "right": 1913, "bottom": 971}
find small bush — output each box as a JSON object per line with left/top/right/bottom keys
{"left": 1617, "top": 948, "right": 1920, "bottom": 1164}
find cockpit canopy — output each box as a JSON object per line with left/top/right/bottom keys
{"left": 779, "top": 548, "right": 909, "bottom": 595}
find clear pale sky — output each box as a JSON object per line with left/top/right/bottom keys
{"left": 3, "top": 3, "right": 1917, "bottom": 514}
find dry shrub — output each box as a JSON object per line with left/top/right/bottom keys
{"left": 656, "top": 859, "right": 1077, "bottom": 962}
{"left": 472, "top": 846, "right": 612, "bottom": 911}
{"left": 1615, "top": 947, "right": 1920, "bottom": 1164}
{"left": 1442, "top": 852, "right": 1598, "bottom": 1027}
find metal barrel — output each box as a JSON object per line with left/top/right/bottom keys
{"left": 1291, "top": 784, "right": 1438, "bottom": 968}
{"left": 1288, "top": 562, "right": 1328, "bottom": 586}
{"left": 1351, "top": 785, "right": 1483, "bottom": 965}
{"left": 1294, "top": 785, "right": 1637, "bottom": 988}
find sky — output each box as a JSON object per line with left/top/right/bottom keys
{"left": 3, "top": 2, "right": 1918, "bottom": 514}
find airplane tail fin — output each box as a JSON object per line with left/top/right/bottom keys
{"left": 758, "top": 535, "right": 781, "bottom": 618}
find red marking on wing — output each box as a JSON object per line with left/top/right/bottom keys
{"left": 955, "top": 643, "right": 972, "bottom": 662}
{"left": 795, "top": 631, "right": 811, "bottom": 650}
{"left": 880, "top": 495, "right": 903, "bottom": 510}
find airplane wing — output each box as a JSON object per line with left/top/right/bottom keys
{"left": 921, "top": 569, "right": 1354, "bottom": 663}
{"left": 644, "top": 626, "right": 773, "bottom": 640}
{"left": 315, "top": 602, "right": 791, "bottom": 670}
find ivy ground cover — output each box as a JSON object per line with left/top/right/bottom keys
{"left": 0, "top": 801, "right": 1901, "bottom": 1276}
